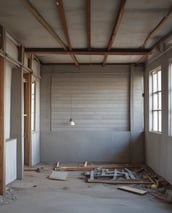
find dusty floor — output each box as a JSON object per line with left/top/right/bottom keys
{"left": 1, "top": 164, "right": 172, "bottom": 213}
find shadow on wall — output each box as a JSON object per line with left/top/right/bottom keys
{"left": 41, "top": 131, "right": 145, "bottom": 163}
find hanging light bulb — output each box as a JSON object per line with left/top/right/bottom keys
{"left": 69, "top": 118, "right": 75, "bottom": 126}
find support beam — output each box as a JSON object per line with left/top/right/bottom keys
{"left": 103, "top": 0, "right": 126, "bottom": 65}
{"left": 0, "top": 56, "right": 5, "bottom": 195}
{"left": 86, "top": 0, "right": 91, "bottom": 50}
{"left": 56, "top": 0, "right": 79, "bottom": 66}
{"left": 25, "top": 48, "right": 151, "bottom": 55}
{"left": 142, "top": 6, "right": 172, "bottom": 48}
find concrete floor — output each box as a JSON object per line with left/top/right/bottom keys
{"left": 1, "top": 164, "right": 172, "bottom": 213}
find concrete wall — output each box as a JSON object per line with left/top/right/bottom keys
{"left": 4, "top": 61, "right": 17, "bottom": 184}
{"left": 145, "top": 48, "right": 172, "bottom": 185}
{"left": 10, "top": 68, "right": 24, "bottom": 179}
{"left": 40, "top": 65, "right": 144, "bottom": 163}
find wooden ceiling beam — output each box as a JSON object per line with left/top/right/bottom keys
{"left": 142, "top": 6, "right": 172, "bottom": 48}
{"left": 56, "top": 0, "right": 79, "bottom": 66}
{"left": 21, "top": 0, "right": 68, "bottom": 50}
{"left": 103, "top": 0, "right": 127, "bottom": 65}
{"left": 25, "top": 48, "right": 151, "bottom": 55}
{"left": 86, "top": 0, "right": 91, "bottom": 50}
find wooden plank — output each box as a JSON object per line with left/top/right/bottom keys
{"left": 87, "top": 179, "right": 153, "bottom": 185}
{"left": 55, "top": 163, "right": 144, "bottom": 171}
{"left": 21, "top": 0, "right": 67, "bottom": 50}
{"left": 56, "top": 0, "right": 79, "bottom": 66}
{"left": 143, "top": 6, "right": 172, "bottom": 48}
{"left": 118, "top": 186, "right": 147, "bottom": 195}
{"left": 24, "top": 73, "right": 32, "bottom": 166}
{"left": 86, "top": 0, "right": 91, "bottom": 50}
{"left": 103, "top": 0, "right": 126, "bottom": 65}
{"left": 24, "top": 167, "right": 41, "bottom": 172}
{"left": 0, "top": 56, "right": 5, "bottom": 195}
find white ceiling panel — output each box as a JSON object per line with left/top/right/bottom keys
{"left": 37, "top": 54, "right": 73, "bottom": 64}
{"left": 107, "top": 55, "right": 141, "bottom": 63}
{"left": 0, "top": 0, "right": 171, "bottom": 64}
{"left": 91, "top": 0, "right": 120, "bottom": 48}
{"left": 63, "top": 0, "right": 87, "bottom": 48}
{"left": 76, "top": 55, "right": 104, "bottom": 63}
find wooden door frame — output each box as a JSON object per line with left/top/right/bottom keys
{"left": 24, "top": 73, "right": 32, "bottom": 166}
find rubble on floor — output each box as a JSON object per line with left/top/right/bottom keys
{"left": 53, "top": 161, "right": 172, "bottom": 202}
{"left": 0, "top": 187, "right": 17, "bottom": 206}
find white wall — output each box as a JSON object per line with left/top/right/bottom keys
{"left": 4, "top": 38, "right": 19, "bottom": 183}
{"left": 4, "top": 62, "right": 12, "bottom": 139}
{"left": 31, "top": 58, "right": 41, "bottom": 166}
{"left": 145, "top": 48, "right": 172, "bottom": 184}
{"left": 40, "top": 65, "right": 144, "bottom": 163}
{"left": 6, "top": 139, "right": 17, "bottom": 185}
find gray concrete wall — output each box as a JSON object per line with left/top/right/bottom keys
{"left": 10, "top": 68, "right": 24, "bottom": 179}
{"left": 40, "top": 65, "right": 144, "bottom": 163}
{"left": 145, "top": 48, "right": 172, "bottom": 185}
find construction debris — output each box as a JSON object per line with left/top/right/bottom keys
{"left": 153, "top": 190, "right": 172, "bottom": 203}
{"left": 118, "top": 186, "right": 147, "bottom": 195}
{"left": 0, "top": 188, "right": 17, "bottom": 206}
{"left": 85, "top": 168, "right": 136, "bottom": 180}
{"left": 49, "top": 171, "right": 68, "bottom": 181}
{"left": 24, "top": 167, "right": 42, "bottom": 173}
{"left": 84, "top": 167, "right": 156, "bottom": 185}
{"left": 87, "top": 179, "right": 153, "bottom": 185}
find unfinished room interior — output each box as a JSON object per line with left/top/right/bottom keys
{"left": 0, "top": 0, "right": 172, "bottom": 212}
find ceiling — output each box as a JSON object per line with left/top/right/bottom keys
{"left": 0, "top": 0, "right": 172, "bottom": 65}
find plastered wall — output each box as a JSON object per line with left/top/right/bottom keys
{"left": 145, "top": 48, "right": 172, "bottom": 184}
{"left": 40, "top": 65, "right": 144, "bottom": 163}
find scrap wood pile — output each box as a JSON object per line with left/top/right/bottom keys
{"left": 53, "top": 162, "right": 171, "bottom": 188}
{"left": 53, "top": 161, "right": 172, "bottom": 202}
{"left": 54, "top": 161, "right": 156, "bottom": 185}
{"left": 54, "top": 161, "right": 145, "bottom": 172}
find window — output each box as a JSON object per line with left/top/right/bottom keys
{"left": 31, "top": 82, "right": 36, "bottom": 131}
{"left": 169, "top": 62, "right": 172, "bottom": 135}
{"left": 150, "top": 67, "right": 162, "bottom": 132}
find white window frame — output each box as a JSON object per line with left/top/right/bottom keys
{"left": 149, "top": 67, "right": 162, "bottom": 133}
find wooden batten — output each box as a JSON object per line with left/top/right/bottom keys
{"left": 24, "top": 73, "right": 32, "bottom": 166}
{"left": 0, "top": 56, "right": 5, "bottom": 195}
